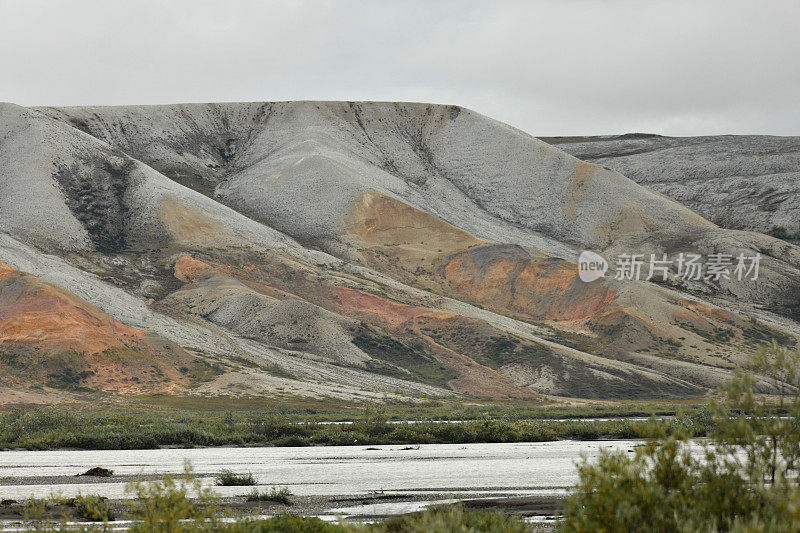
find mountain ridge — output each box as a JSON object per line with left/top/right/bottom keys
{"left": 0, "top": 101, "right": 797, "bottom": 404}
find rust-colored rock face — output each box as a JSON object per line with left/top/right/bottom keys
{"left": 0, "top": 267, "right": 139, "bottom": 354}
{"left": 331, "top": 286, "right": 449, "bottom": 326}
{"left": 440, "top": 244, "right": 620, "bottom": 323}
{"left": 0, "top": 264, "right": 189, "bottom": 394}
{"left": 340, "top": 189, "right": 771, "bottom": 373}
{"left": 346, "top": 191, "right": 623, "bottom": 328}
{"left": 166, "top": 249, "right": 541, "bottom": 400}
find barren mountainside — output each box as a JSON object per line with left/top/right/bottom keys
{"left": 0, "top": 101, "right": 798, "bottom": 404}
{"left": 542, "top": 134, "right": 800, "bottom": 239}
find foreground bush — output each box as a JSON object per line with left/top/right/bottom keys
{"left": 126, "top": 463, "right": 220, "bottom": 532}
{"left": 192, "top": 506, "right": 532, "bottom": 533}
{"left": 71, "top": 494, "right": 115, "bottom": 522}
{"left": 559, "top": 340, "right": 800, "bottom": 532}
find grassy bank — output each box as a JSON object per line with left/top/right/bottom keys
{"left": 0, "top": 403, "right": 711, "bottom": 450}
{"left": 132, "top": 395, "right": 701, "bottom": 421}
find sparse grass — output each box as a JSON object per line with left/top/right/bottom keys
{"left": 12, "top": 464, "right": 534, "bottom": 530}
{"left": 69, "top": 494, "right": 115, "bottom": 522}
{"left": 368, "top": 504, "right": 531, "bottom": 533}
{"left": 246, "top": 486, "right": 292, "bottom": 504}
{"left": 215, "top": 470, "right": 256, "bottom": 486}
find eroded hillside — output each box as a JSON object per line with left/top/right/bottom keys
{"left": 542, "top": 134, "right": 800, "bottom": 240}
{"left": 0, "top": 102, "right": 797, "bottom": 403}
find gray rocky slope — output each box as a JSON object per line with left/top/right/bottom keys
{"left": 542, "top": 134, "right": 800, "bottom": 238}
{"left": 0, "top": 101, "right": 797, "bottom": 403}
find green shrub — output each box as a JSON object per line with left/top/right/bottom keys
{"left": 245, "top": 487, "right": 292, "bottom": 504}
{"left": 126, "top": 463, "right": 219, "bottom": 532}
{"left": 22, "top": 497, "right": 49, "bottom": 522}
{"left": 71, "top": 494, "right": 115, "bottom": 522}
{"left": 215, "top": 469, "right": 256, "bottom": 486}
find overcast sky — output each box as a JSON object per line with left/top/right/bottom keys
{"left": 1, "top": 0, "right": 798, "bottom": 136}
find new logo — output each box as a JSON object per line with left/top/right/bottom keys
{"left": 578, "top": 251, "right": 608, "bottom": 282}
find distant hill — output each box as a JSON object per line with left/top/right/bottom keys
{"left": 541, "top": 133, "right": 800, "bottom": 239}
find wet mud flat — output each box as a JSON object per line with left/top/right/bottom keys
{"left": 0, "top": 440, "right": 625, "bottom": 525}
{"left": 0, "top": 490, "right": 565, "bottom": 523}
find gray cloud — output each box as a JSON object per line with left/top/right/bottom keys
{"left": 1, "top": 0, "right": 798, "bottom": 135}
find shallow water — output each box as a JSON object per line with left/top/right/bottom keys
{"left": 0, "top": 440, "right": 641, "bottom": 500}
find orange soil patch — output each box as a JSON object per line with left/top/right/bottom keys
{"left": 0, "top": 266, "right": 190, "bottom": 394}
{"left": 330, "top": 286, "right": 452, "bottom": 327}
{"left": 441, "top": 248, "right": 620, "bottom": 323}
{"left": 345, "top": 190, "right": 484, "bottom": 285}
{"left": 0, "top": 270, "right": 143, "bottom": 354}
{"left": 77, "top": 339, "right": 188, "bottom": 394}
{"left": 173, "top": 255, "right": 301, "bottom": 302}
{"left": 174, "top": 255, "right": 216, "bottom": 282}
{"left": 346, "top": 191, "right": 621, "bottom": 327}
{"left": 346, "top": 190, "right": 625, "bottom": 328}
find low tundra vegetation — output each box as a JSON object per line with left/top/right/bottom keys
{"left": 0, "top": 404, "right": 711, "bottom": 451}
